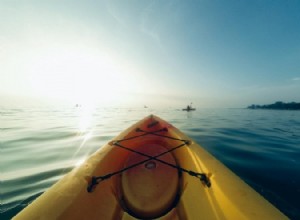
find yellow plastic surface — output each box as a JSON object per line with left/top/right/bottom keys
{"left": 122, "top": 144, "right": 179, "bottom": 219}
{"left": 13, "top": 115, "right": 288, "bottom": 220}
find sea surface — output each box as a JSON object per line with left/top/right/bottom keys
{"left": 1, "top": 107, "right": 300, "bottom": 219}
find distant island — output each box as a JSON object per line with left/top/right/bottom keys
{"left": 247, "top": 101, "right": 300, "bottom": 110}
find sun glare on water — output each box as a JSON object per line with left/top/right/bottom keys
{"left": 78, "top": 106, "right": 94, "bottom": 133}
{"left": 70, "top": 105, "right": 95, "bottom": 166}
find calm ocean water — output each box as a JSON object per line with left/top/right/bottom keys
{"left": 1, "top": 107, "right": 300, "bottom": 219}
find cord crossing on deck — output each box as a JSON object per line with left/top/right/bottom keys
{"left": 87, "top": 128, "right": 211, "bottom": 193}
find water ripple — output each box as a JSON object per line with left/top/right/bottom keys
{"left": 1, "top": 108, "right": 300, "bottom": 219}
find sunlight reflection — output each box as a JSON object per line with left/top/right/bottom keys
{"left": 70, "top": 130, "right": 93, "bottom": 169}
{"left": 83, "top": 131, "right": 93, "bottom": 142}
{"left": 75, "top": 157, "right": 87, "bottom": 167}
{"left": 77, "top": 104, "right": 95, "bottom": 133}
{"left": 70, "top": 104, "right": 96, "bottom": 166}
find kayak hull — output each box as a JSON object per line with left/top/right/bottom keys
{"left": 13, "top": 115, "right": 287, "bottom": 219}
{"left": 182, "top": 108, "right": 196, "bottom": 111}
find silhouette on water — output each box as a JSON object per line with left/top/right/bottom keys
{"left": 248, "top": 101, "right": 300, "bottom": 110}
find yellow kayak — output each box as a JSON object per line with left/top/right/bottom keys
{"left": 13, "top": 115, "right": 287, "bottom": 219}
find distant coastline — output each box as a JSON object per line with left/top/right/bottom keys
{"left": 247, "top": 101, "right": 300, "bottom": 110}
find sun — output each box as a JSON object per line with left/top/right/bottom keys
{"left": 28, "top": 47, "right": 137, "bottom": 106}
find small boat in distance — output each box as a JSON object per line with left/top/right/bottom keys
{"left": 182, "top": 103, "right": 196, "bottom": 111}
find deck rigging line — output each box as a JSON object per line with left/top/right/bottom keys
{"left": 87, "top": 128, "right": 211, "bottom": 193}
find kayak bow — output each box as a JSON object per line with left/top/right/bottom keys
{"left": 13, "top": 115, "right": 287, "bottom": 219}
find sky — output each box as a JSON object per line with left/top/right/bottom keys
{"left": 1, "top": 0, "right": 300, "bottom": 108}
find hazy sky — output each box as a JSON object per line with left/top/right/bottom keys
{"left": 1, "top": 0, "right": 300, "bottom": 108}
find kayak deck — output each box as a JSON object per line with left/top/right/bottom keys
{"left": 13, "top": 115, "right": 287, "bottom": 219}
